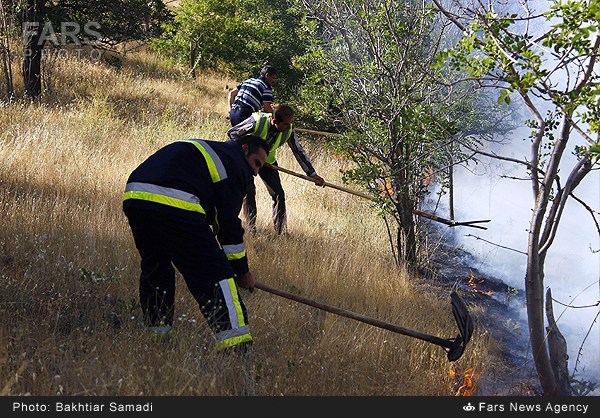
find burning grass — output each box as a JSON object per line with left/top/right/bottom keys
{"left": 0, "top": 49, "right": 493, "bottom": 395}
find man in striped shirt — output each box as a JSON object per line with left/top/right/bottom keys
{"left": 229, "top": 65, "right": 278, "bottom": 126}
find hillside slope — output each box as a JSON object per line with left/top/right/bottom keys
{"left": 0, "top": 48, "right": 516, "bottom": 396}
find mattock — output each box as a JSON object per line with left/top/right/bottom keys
{"left": 255, "top": 282, "right": 474, "bottom": 361}
{"left": 265, "top": 163, "right": 491, "bottom": 230}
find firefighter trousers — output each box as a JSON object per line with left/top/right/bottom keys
{"left": 123, "top": 207, "right": 252, "bottom": 348}
{"left": 243, "top": 162, "right": 286, "bottom": 234}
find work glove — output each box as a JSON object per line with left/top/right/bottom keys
{"left": 235, "top": 271, "right": 256, "bottom": 293}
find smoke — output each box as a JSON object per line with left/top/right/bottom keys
{"left": 422, "top": 0, "right": 599, "bottom": 388}
{"left": 430, "top": 126, "right": 599, "bottom": 385}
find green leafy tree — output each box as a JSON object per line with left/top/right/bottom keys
{"left": 151, "top": 0, "right": 308, "bottom": 100}
{"left": 293, "top": 0, "right": 508, "bottom": 267}
{"left": 433, "top": 0, "right": 599, "bottom": 395}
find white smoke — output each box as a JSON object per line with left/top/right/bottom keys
{"left": 432, "top": 126, "right": 600, "bottom": 385}
{"left": 425, "top": 0, "right": 600, "bottom": 388}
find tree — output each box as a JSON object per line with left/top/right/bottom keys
{"left": 432, "top": 0, "right": 599, "bottom": 395}
{"left": 17, "top": 0, "right": 171, "bottom": 98}
{"left": 22, "top": 0, "right": 43, "bottom": 98}
{"left": 0, "top": 0, "right": 17, "bottom": 100}
{"left": 151, "top": 0, "right": 308, "bottom": 100}
{"left": 293, "top": 0, "right": 507, "bottom": 267}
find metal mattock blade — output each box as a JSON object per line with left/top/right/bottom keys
{"left": 446, "top": 291, "right": 474, "bottom": 361}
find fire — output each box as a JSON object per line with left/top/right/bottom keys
{"left": 377, "top": 178, "right": 394, "bottom": 197}
{"left": 467, "top": 273, "right": 494, "bottom": 296}
{"left": 422, "top": 167, "right": 435, "bottom": 187}
{"left": 452, "top": 367, "right": 478, "bottom": 396}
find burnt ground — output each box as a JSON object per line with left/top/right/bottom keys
{"left": 420, "top": 225, "right": 543, "bottom": 395}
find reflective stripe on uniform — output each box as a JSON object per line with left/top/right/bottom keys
{"left": 123, "top": 182, "right": 206, "bottom": 214}
{"left": 251, "top": 113, "right": 293, "bottom": 164}
{"left": 215, "top": 278, "right": 252, "bottom": 350}
{"left": 178, "top": 139, "right": 228, "bottom": 183}
{"left": 220, "top": 278, "right": 246, "bottom": 327}
{"left": 252, "top": 112, "right": 269, "bottom": 138}
{"left": 214, "top": 326, "right": 253, "bottom": 351}
{"left": 266, "top": 127, "right": 293, "bottom": 164}
{"left": 222, "top": 243, "right": 246, "bottom": 260}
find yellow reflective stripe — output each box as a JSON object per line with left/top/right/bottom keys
{"left": 214, "top": 278, "right": 253, "bottom": 351}
{"left": 266, "top": 132, "right": 284, "bottom": 164}
{"left": 123, "top": 190, "right": 206, "bottom": 214}
{"left": 230, "top": 277, "right": 246, "bottom": 326}
{"left": 253, "top": 113, "right": 269, "bottom": 139}
{"left": 282, "top": 124, "right": 293, "bottom": 143}
{"left": 179, "top": 140, "right": 225, "bottom": 183}
{"left": 225, "top": 251, "right": 245, "bottom": 261}
{"left": 215, "top": 333, "right": 253, "bottom": 351}
{"left": 265, "top": 123, "right": 292, "bottom": 164}
{"left": 220, "top": 278, "right": 246, "bottom": 327}
{"left": 222, "top": 244, "right": 246, "bottom": 260}
{"left": 272, "top": 132, "right": 283, "bottom": 150}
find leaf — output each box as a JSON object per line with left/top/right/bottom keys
{"left": 498, "top": 89, "right": 511, "bottom": 105}
{"left": 589, "top": 144, "right": 600, "bottom": 155}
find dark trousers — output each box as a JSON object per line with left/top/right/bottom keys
{"left": 123, "top": 207, "right": 250, "bottom": 335}
{"left": 229, "top": 104, "right": 253, "bottom": 127}
{"left": 244, "top": 163, "right": 286, "bottom": 234}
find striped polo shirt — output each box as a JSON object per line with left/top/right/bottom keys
{"left": 233, "top": 76, "right": 274, "bottom": 112}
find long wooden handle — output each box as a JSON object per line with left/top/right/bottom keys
{"left": 266, "top": 163, "right": 374, "bottom": 200}
{"left": 254, "top": 282, "right": 455, "bottom": 349}
{"left": 294, "top": 127, "right": 342, "bottom": 137}
{"left": 266, "top": 163, "right": 490, "bottom": 229}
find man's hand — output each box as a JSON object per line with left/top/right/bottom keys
{"left": 235, "top": 271, "right": 256, "bottom": 293}
{"left": 311, "top": 174, "right": 326, "bottom": 187}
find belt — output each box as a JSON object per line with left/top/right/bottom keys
{"left": 232, "top": 102, "right": 252, "bottom": 111}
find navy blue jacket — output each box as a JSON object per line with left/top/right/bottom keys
{"left": 123, "top": 139, "right": 253, "bottom": 275}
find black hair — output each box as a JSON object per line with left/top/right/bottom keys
{"left": 260, "top": 64, "right": 277, "bottom": 78}
{"left": 238, "top": 134, "right": 269, "bottom": 155}
{"left": 273, "top": 104, "right": 294, "bottom": 122}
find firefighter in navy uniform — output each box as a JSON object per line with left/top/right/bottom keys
{"left": 227, "top": 104, "right": 325, "bottom": 234}
{"left": 122, "top": 135, "right": 268, "bottom": 352}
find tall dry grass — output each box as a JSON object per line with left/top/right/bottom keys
{"left": 0, "top": 50, "right": 495, "bottom": 396}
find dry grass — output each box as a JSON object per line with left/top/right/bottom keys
{"left": 0, "top": 50, "right": 496, "bottom": 396}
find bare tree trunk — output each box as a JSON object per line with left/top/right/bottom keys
{"left": 189, "top": 40, "right": 196, "bottom": 79}
{"left": 0, "top": 0, "right": 14, "bottom": 100}
{"left": 22, "top": 0, "right": 44, "bottom": 99}
{"left": 448, "top": 153, "right": 455, "bottom": 221}
{"left": 525, "top": 115, "right": 574, "bottom": 396}
{"left": 525, "top": 237, "right": 561, "bottom": 394}
{"left": 394, "top": 192, "right": 417, "bottom": 267}
{"left": 546, "top": 288, "right": 572, "bottom": 395}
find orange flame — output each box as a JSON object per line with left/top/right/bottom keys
{"left": 377, "top": 179, "right": 394, "bottom": 197}
{"left": 422, "top": 167, "right": 435, "bottom": 187}
{"left": 453, "top": 367, "right": 477, "bottom": 396}
{"left": 467, "top": 273, "right": 494, "bottom": 296}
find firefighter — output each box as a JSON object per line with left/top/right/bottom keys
{"left": 226, "top": 104, "right": 325, "bottom": 235}
{"left": 122, "top": 135, "right": 269, "bottom": 352}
